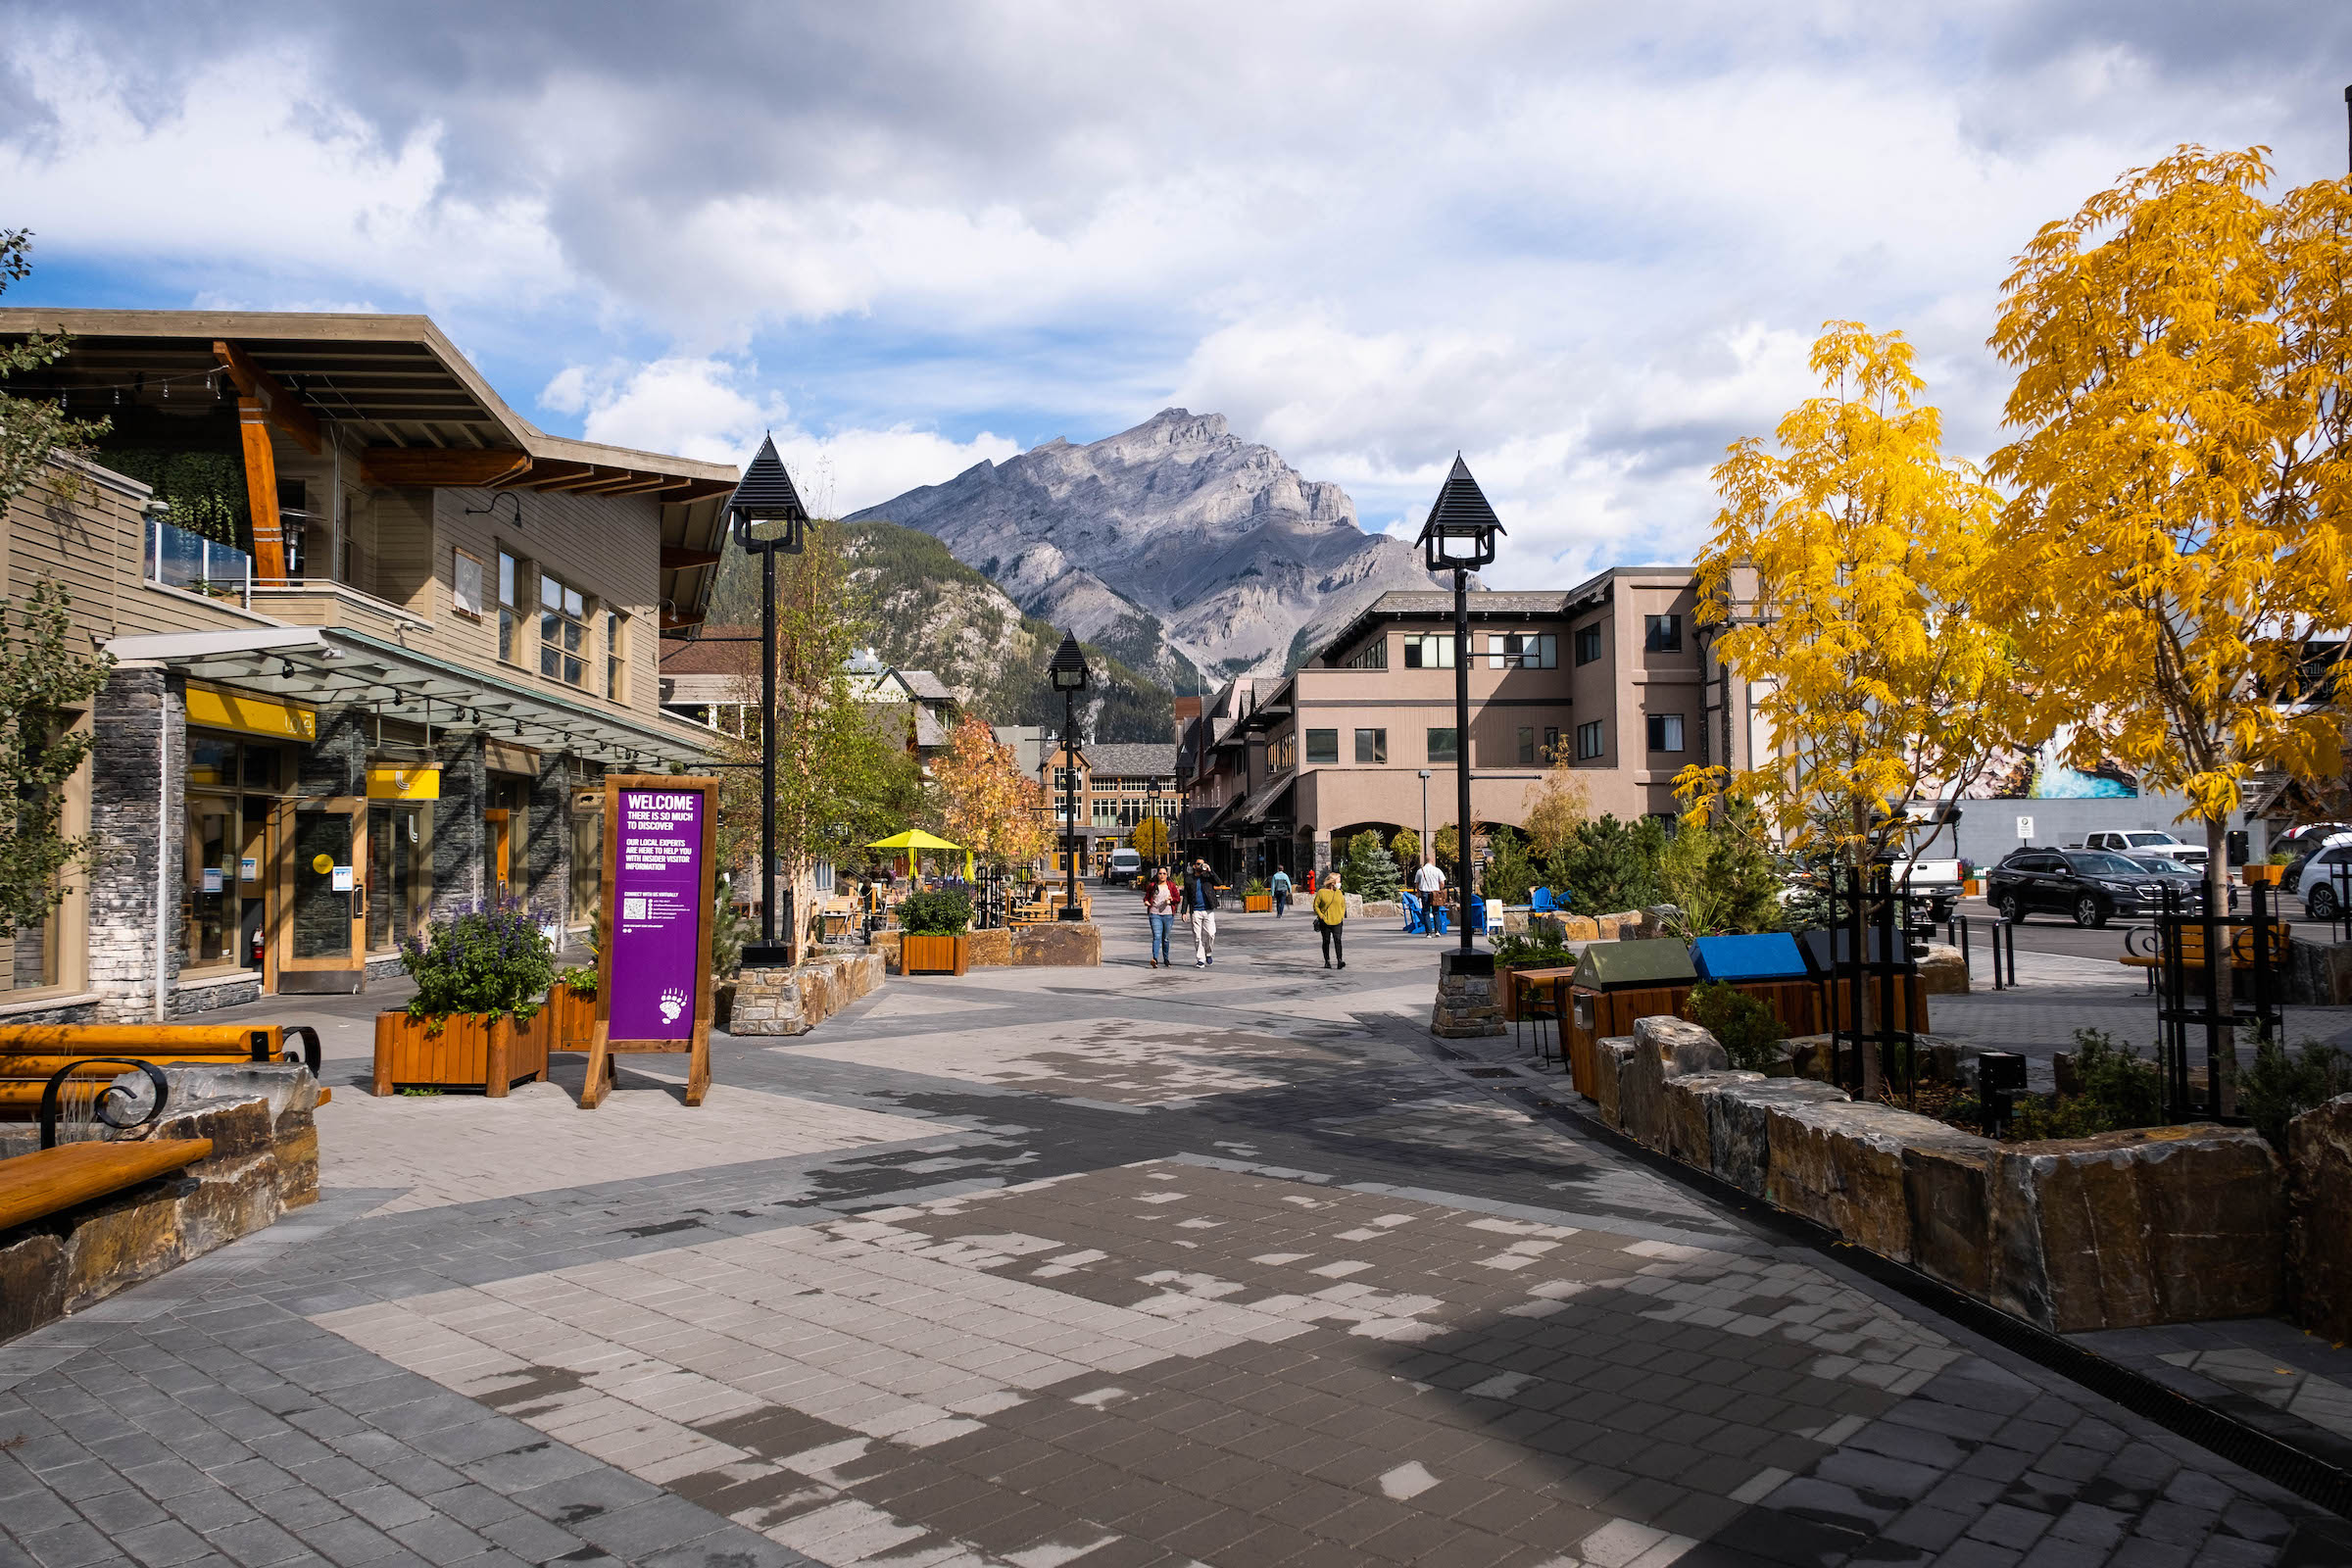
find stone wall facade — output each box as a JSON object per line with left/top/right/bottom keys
{"left": 84, "top": 662, "right": 181, "bottom": 1022}
{"left": 431, "top": 733, "right": 488, "bottom": 918}
{"left": 730, "top": 952, "right": 885, "bottom": 1036}
{"left": 524, "top": 753, "right": 571, "bottom": 927}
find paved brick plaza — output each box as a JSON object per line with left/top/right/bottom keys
{"left": 4, "top": 915, "right": 2346, "bottom": 1567}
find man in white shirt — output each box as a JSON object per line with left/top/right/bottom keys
{"left": 1414, "top": 859, "right": 1445, "bottom": 936}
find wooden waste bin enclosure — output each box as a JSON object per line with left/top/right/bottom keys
{"left": 1794, "top": 928, "right": 1932, "bottom": 1035}
{"left": 1565, "top": 936, "right": 1831, "bottom": 1096}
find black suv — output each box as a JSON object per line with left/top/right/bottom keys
{"left": 1986, "top": 849, "right": 2174, "bottom": 928}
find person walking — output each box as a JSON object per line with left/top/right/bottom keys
{"left": 1413, "top": 855, "right": 1446, "bottom": 937}
{"left": 1180, "top": 858, "right": 1220, "bottom": 968}
{"left": 1313, "top": 871, "right": 1348, "bottom": 969}
{"left": 1269, "top": 866, "right": 1292, "bottom": 918}
{"left": 1142, "top": 866, "right": 1176, "bottom": 969}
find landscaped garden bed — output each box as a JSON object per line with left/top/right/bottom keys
{"left": 373, "top": 904, "right": 556, "bottom": 1097}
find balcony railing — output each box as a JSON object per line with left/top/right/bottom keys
{"left": 145, "top": 516, "right": 251, "bottom": 608}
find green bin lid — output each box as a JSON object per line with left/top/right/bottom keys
{"left": 1572, "top": 938, "right": 1698, "bottom": 992}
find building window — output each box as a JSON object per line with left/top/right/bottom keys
{"left": 1645, "top": 613, "right": 1683, "bottom": 653}
{"left": 1428, "top": 727, "right": 1459, "bottom": 762}
{"left": 1354, "top": 728, "right": 1387, "bottom": 763}
{"left": 1516, "top": 726, "right": 1536, "bottom": 763}
{"left": 540, "top": 573, "right": 587, "bottom": 685}
{"left": 605, "top": 611, "right": 625, "bottom": 700}
{"left": 1490, "top": 632, "right": 1557, "bottom": 669}
{"left": 1344, "top": 638, "right": 1389, "bottom": 669}
{"left": 1576, "top": 720, "right": 1604, "bottom": 760}
{"left": 497, "top": 550, "right": 522, "bottom": 662}
{"left": 1574, "top": 623, "right": 1602, "bottom": 664}
{"left": 1402, "top": 634, "right": 1454, "bottom": 669}
{"left": 452, "top": 549, "right": 485, "bottom": 619}
{"left": 1647, "top": 713, "right": 1686, "bottom": 752}
{"left": 1305, "top": 729, "right": 1339, "bottom": 764}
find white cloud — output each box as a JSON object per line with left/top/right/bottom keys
{"left": 541, "top": 356, "right": 1017, "bottom": 514}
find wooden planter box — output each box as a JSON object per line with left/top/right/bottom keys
{"left": 902, "top": 932, "right": 969, "bottom": 976}
{"left": 2244, "top": 863, "right": 2284, "bottom": 886}
{"left": 1243, "top": 893, "right": 1273, "bottom": 913}
{"left": 1565, "top": 979, "right": 1830, "bottom": 1096}
{"left": 371, "top": 1009, "right": 550, "bottom": 1098}
{"left": 548, "top": 983, "right": 598, "bottom": 1051}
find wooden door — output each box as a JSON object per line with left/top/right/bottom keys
{"left": 276, "top": 797, "right": 368, "bottom": 993}
{"left": 484, "top": 808, "right": 513, "bottom": 903}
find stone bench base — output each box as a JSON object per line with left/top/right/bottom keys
{"left": 731, "top": 952, "right": 887, "bottom": 1037}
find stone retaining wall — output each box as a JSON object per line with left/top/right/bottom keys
{"left": 2288, "top": 1092, "right": 2352, "bottom": 1344}
{"left": 0, "top": 1063, "right": 319, "bottom": 1344}
{"left": 729, "top": 952, "right": 886, "bottom": 1036}
{"left": 1592, "top": 1015, "right": 2286, "bottom": 1333}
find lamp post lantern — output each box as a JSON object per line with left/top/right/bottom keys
{"left": 1050, "top": 631, "right": 1091, "bottom": 921}
{"left": 729, "top": 434, "right": 808, "bottom": 968}
{"left": 1414, "top": 455, "right": 1503, "bottom": 967}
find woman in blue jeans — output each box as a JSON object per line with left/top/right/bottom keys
{"left": 1142, "top": 866, "right": 1177, "bottom": 968}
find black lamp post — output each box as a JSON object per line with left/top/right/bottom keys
{"left": 1050, "top": 631, "right": 1091, "bottom": 920}
{"left": 1147, "top": 778, "right": 1162, "bottom": 865}
{"left": 1415, "top": 455, "right": 1504, "bottom": 968}
{"left": 730, "top": 434, "right": 808, "bottom": 967}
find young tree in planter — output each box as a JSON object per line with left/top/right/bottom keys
{"left": 1985, "top": 147, "right": 2352, "bottom": 1110}
{"left": 932, "top": 712, "right": 1054, "bottom": 870}
{"left": 1130, "top": 813, "right": 1171, "bottom": 864}
{"left": 1688, "top": 321, "right": 2016, "bottom": 874}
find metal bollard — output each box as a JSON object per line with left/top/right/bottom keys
{"left": 1978, "top": 1051, "right": 2027, "bottom": 1137}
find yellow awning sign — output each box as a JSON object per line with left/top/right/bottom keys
{"left": 366, "top": 766, "right": 441, "bottom": 801}
{"left": 187, "top": 685, "right": 318, "bottom": 742}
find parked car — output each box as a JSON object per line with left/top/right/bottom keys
{"left": 1102, "top": 847, "right": 1144, "bottom": 886}
{"left": 2278, "top": 824, "right": 2352, "bottom": 892}
{"left": 1986, "top": 848, "right": 2178, "bottom": 928}
{"left": 2292, "top": 833, "right": 2352, "bottom": 922}
{"left": 2117, "top": 853, "right": 2238, "bottom": 910}
{"left": 2077, "top": 830, "right": 2209, "bottom": 869}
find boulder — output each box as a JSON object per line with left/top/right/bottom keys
{"left": 1766, "top": 1099, "right": 1953, "bottom": 1261}
{"left": 1617, "top": 1016, "right": 1728, "bottom": 1150}
{"left": 1704, "top": 1078, "right": 1849, "bottom": 1198}
{"left": 1660, "top": 1070, "right": 1763, "bottom": 1167}
{"left": 964, "top": 928, "right": 1010, "bottom": 967}
{"left": 1011, "top": 920, "right": 1102, "bottom": 966}
{"left": 0, "top": 1231, "right": 65, "bottom": 1342}
{"left": 1345, "top": 894, "right": 1365, "bottom": 919}
{"left": 1557, "top": 915, "right": 1599, "bottom": 942}
{"left": 2280, "top": 940, "right": 2352, "bottom": 1005}
{"left": 870, "top": 929, "right": 904, "bottom": 973}
{"left": 1989, "top": 1124, "right": 2284, "bottom": 1333}
{"left": 1917, "top": 942, "right": 1969, "bottom": 997}
{"left": 1591, "top": 910, "right": 1642, "bottom": 941}
{"left": 1906, "top": 1133, "right": 2000, "bottom": 1297}
{"left": 1360, "top": 901, "right": 1402, "bottom": 920}
{"left": 1592, "top": 1037, "right": 1636, "bottom": 1124}
{"left": 174, "top": 1152, "right": 283, "bottom": 1259}
{"left": 2287, "top": 1093, "right": 2352, "bottom": 1343}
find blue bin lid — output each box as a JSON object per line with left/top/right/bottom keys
{"left": 1690, "top": 933, "right": 1809, "bottom": 983}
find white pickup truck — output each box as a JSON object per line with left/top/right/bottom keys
{"left": 2075, "top": 830, "right": 2209, "bottom": 869}
{"left": 1884, "top": 857, "right": 1965, "bottom": 920}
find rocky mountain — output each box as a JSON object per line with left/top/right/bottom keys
{"left": 702, "top": 517, "right": 1178, "bottom": 743}
{"left": 845, "top": 409, "right": 1442, "bottom": 685}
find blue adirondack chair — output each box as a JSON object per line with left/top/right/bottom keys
{"left": 1401, "top": 890, "right": 1428, "bottom": 933}
{"left": 1529, "top": 887, "right": 1556, "bottom": 913}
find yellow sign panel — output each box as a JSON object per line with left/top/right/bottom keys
{"left": 366, "top": 766, "right": 441, "bottom": 801}
{"left": 187, "top": 685, "right": 318, "bottom": 743}
{"left": 311, "top": 854, "right": 334, "bottom": 875}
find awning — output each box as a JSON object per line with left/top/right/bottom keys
{"left": 1233, "top": 768, "right": 1297, "bottom": 827}
{"left": 105, "top": 625, "right": 711, "bottom": 768}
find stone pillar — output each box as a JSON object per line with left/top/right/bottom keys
{"left": 525, "top": 754, "right": 570, "bottom": 928}
{"left": 86, "top": 663, "right": 182, "bottom": 1021}
{"left": 431, "top": 733, "right": 487, "bottom": 918}
{"left": 1313, "top": 832, "right": 1333, "bottom": 877}
{"left": 299, "top": 705, "right": 367, "bottom": 798}
{"left": 1429, "top": 957, "right": 1504, "bottom": 1038}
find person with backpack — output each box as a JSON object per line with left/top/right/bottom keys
{"left": 1180, "top": 858, "right": 1220, "bottom": 967}
{"left": 1313, "top": 871, "right": 1348, "bottom": 970}
{"left": 1269, "top": 866, "right": 1292, "bottom": 917}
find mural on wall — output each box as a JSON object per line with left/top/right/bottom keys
{"left": 1959, "top": 731, "right": 2139, "bottom": 800}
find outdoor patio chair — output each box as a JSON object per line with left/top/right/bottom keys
{"left": 1530, "top": 887, "right": 1556, "bottom": 913}
{"left": 1401, "top": 891, "right": 1427, "bottom": 933}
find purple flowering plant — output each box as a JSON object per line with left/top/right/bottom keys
{"left": 399, "top": 896, "right": 556, "bottom": 1026}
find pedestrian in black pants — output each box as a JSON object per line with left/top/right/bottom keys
{"left": 1312, "top": 871, "right": 1347, "bottom": 969}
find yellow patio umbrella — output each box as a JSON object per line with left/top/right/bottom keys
{"left": 868, "top": 829, "right": 971, "bottom": 881}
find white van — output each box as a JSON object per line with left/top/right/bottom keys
{"left": 1104, "top": 847, "right": 1144, "bottom": 886}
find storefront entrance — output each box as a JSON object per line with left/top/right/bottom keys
{"left": 277, "top": 797, "right": 368, "bottom": 993}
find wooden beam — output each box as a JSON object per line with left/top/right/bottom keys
{"left": 662, "top": 477, "right": 742, "bottom": 504}
{"left": 599, "top": 474, "right": 678, "bottom": 496}
{"left": 238, "top": 399, "right": 288, "bottom": 582}
{"left": 537, "top": 466, "right": 632, "bottom": 494}
{"left": 213, "top": 341, "right": 323, "bottom": 455}
{"left": 661, "top": 546, "right": 723, "bottom": 570}
{"left": 359, "top": 448, "right": 533, "bottom": 488}
{"left": 514, "top": 461, "right": 595, "bottom": 490}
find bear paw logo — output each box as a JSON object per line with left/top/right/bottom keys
{"left": 658, "top": 987, "right": 687, "bottom": 1025}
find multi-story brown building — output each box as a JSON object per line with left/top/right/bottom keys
{"left": 1039, "top": 741, "right": 1180, "bottom": 876}
{"left": 0, "top": 309, "right": 734, "bottom": 1018}
{"left": 1180, "top": 567, "right": 1758, "bottom": 879}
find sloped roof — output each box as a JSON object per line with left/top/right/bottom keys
{"left": 899, "top": 669, "right": 956, "bottom": 702}
{"left": 659, "top": 628, "right": 757, "bottom": 676}
{"left": 1085, "top": 743, "right": 1177, "bottom": 778}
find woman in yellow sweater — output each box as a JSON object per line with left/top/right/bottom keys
{"left": 1313, "top": 872, "right": 1348, "bottom": 970}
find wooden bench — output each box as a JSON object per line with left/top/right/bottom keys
{"left": 2119, "top": 922, "right": 2290, "bottom": 990}
{"left": 0, "top": 1023, "right": 321, "bottom": 1113}
{"left": 0, "top": 1138, "right": 214, "bottom": 1233}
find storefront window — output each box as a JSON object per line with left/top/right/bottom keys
{"left": 183, "top": 737, "right": 283, "bottom": 974}
{"left": 4, "top": 916, "right": 58, "bottom": 996}
{"left": 367, "top": 803, "right": 431, "bottom": 952}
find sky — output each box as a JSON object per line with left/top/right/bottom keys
{"left": 3, "top": 2, "right": 2349, "bottom": 588}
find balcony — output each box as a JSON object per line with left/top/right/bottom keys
{"left": 144, "top": 516, "right": 252, "bottom": 607}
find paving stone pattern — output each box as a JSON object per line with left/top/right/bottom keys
{"left": 3, "top": 914, "right": 2345, "bottom": 1567}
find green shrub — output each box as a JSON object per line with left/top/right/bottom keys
{"left": 556, "top": 964, "right": 598, "bottom": 996}
{"left": 898, "top": 889, "right": 972, "bottom": 936}
{"left": 1486, "top": 827, "right": 1540, "bottom": 906}
{"left": 1245, "top": 876, "right": 1270, "bottom": 895}
{"left": 1545, "top": 814, "right": 1667, "bottom": 914}
{"left": 1492, "top": 933, "right": 1574, "bottom": 968}
{"left": 2241, "top": 1033, "right": 2352, "bottom": 1152}
{"left": 1683, "top": 980, "right": 1788, "bottom": 1072}
{"left": 400, "top": 901, "right": 555, "bottom": 1024}
{"left": 1343, "top": 830, "right": 1402, "bottom": 901}
{"left": 2009, "top": 1028, "right": 2164, "bottom": 1140}
{"left": 712, "top": 877, "right": 752, "bottom": 977}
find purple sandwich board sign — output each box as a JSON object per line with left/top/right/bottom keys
{"left": 581, "top": 775, "right": 717, "bottom": 1108}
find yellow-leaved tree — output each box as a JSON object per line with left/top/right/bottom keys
{"left": 931, "top": 713, "right": 1054, "bottom": 871}
{"left": 1985, "top": 145, "right": 2352, "bottom": 893}
{"left": 1685, "top": 321, "right": 2016, "bottom": 872}
{"left": 1130, "top": 815, "right": 1171, "bottom": 862}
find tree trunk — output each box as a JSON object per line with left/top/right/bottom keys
{"left": 2206, "top": 813, "right": 2235, "bottom": 1116}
